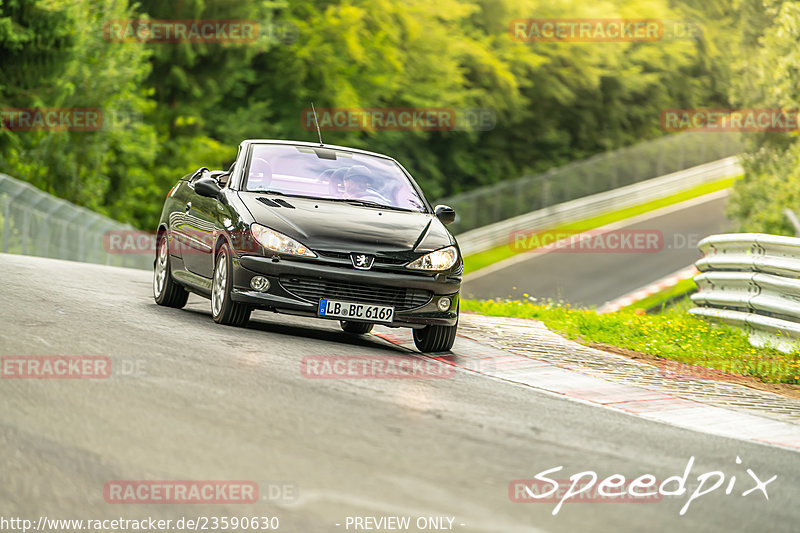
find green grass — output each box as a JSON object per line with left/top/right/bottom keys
{"left": 461, "top": 298, "right": 800, "bottom": 384}
{"left": 462, "top": 176, "right": 738, "bottom": 275}
{"left": 620, "top": 278, "right": 698, "bottom": 313}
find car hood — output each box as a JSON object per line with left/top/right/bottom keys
{"left": 237, "top": 193, "right": 454, "bottom": 254}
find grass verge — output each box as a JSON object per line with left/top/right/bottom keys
{"left": 461, "top": 298, "right": 800, "bottom": 385}
{"left": 620, "top": 278, "right": 698, "bottom": 314}
{"left": 462, "top": 176, "right": 738, "bottom": 275}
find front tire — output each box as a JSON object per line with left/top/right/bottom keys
{"left": 211, "top": 243, "right": 251, "bottom": 327}
{"left": 340, "top": 321, "right": 374, "bottom": 334}
{"left": 412, "top": 312, "right": 458, "bottom": 353}
{"left": 153, "top": 233, "right": 189, "bottom": 308}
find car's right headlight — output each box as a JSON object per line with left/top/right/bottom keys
{"left": 250, "top": 223, "right": 316, "bottom": 258}
{"left": 406, "top": 246, "right": 458, "bottom": 271}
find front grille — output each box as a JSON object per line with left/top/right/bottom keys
{"left": 316, "top": 251, "right": 351, "bottom": 260}
{"left": 279, "top": 276, "right": 432, "bottom": 310}
{"left": 316, "top": 250, "right": 409, "bottom": 266}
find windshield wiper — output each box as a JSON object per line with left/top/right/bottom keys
{"left": 253, "top": 190, "right": 322, "bottom": 201}
{"left": 342, "top": 199, "right": 417, "bottom": 212}
{"left": 251, "top": 191, "right": 418, "bottom": 211}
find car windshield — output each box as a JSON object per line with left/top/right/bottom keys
{"left": 243, "top": 144, "right": 426, "bottom": 211}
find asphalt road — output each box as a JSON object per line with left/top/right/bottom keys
{"left": 1, "top": 253, "right": 798, "bottom": 532}
{"left": 462, "top": 192, "right": 731, "bottom": 307}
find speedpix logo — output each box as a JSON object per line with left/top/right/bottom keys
{"left": 510, "top": 456, "right": 776, "bottom": 516}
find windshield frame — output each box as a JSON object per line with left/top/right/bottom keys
{"left": 236, "top": 141, "right": 432, "bottom": 213}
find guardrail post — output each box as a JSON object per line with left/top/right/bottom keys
{"left": 21, "top": 208, "right": 29, "bottom": 255}
{"left": 61, "top": 210, "right": 83, "bottom": 260}
{"left": 78, "top": 227, "right": 86, "bottom": 262}
{"left": 105, "top": 223, "right": 115, "bottom": 265}
{"left": 541, "top": 177, "right": 550, "bottom": 209}
{"left": 701, "top": 136, "right": 707, "bottom": 164}
{"left": 611, "top": 155, "right": 618, "bottom": 190}
{"left": 40, "top": 212, "right": 49, "bottom": 257}
{"left": 2, "top": 195, "right": 9, "bottom": 253}
{"left": 783, "top": 208, "right": 800, "bottom": 237}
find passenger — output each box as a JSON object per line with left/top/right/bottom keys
{"left": 343, "top": 165, "right": 374, "bottom": 199}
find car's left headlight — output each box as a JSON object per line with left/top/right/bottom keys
{"left": 406, "top": 246, "right": 458, "bottom": 271}
{"left": 250, "top": 223, "right": 317, "bottom": 258}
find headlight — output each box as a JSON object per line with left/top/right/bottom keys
{"left": 406, "top": 246, "right": 458, "bottom": 271}
{"left": 250, "top": 223, "right": 316, "bottom": 258}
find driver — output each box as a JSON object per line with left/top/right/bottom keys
{"left": 343, "top": 165, "right": 374, "bottom": 199}
{"left": 248, "top": 157, "right": 273, "bottom": 190}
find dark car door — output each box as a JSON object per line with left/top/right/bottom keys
{"left": 181, "top": 178, "right": 220, "bottom": 279}
{"left": 166, "top": 176, "right": 200, "bottom": 266}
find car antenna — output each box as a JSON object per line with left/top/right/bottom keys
{"left": 311, "top": 102, "right": 324, "bottom": 146}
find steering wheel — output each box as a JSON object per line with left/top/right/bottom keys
{"left": 351, "top": 191, "right": 392, "bottom": 204}
{"left": 328, "top": 169, "right": 347, "bottom": 197}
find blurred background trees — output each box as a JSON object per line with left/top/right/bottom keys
{"left": 1, "top": 0, "right": 794, "bottom": 233}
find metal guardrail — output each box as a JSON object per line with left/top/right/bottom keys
{"left": 690, "top": 233, "right": 800, "bottom": 346}
{"left": 456, "top": 156, "right": 742, "bottom": 257}
{"left": 437, "top": 131, "right": 744, "bottom": 235}
{"left": 3, "top": 154, "right": 740, "bottom": 272}
{"left": 0, "top": 173, "right": 151, "bottom": 270}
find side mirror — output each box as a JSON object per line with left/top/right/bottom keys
{"left": 434, "top": 204, "right": 456, "bottom": 225}
{"left": 195, "top": 177, "right": 223, "bottom": 201}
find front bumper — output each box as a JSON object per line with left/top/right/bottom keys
{"left": 230, "top": 255, "right": 460, "bottom": 328}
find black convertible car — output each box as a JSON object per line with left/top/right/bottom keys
{"left": 153, "top": 140, "right": 462, "bottom": 352}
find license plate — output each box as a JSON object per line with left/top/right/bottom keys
{"left": 317, "top": 299, "right": 394, "bottom": 323}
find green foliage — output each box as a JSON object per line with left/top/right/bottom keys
{"left": 0, "top": 0, "right": 157, "bottom": 224}
{"left": 1, "top": 0, "right": 742, "bottom": 229}
{"left": 726, "top": 1, "right": 800, "bottom": 234}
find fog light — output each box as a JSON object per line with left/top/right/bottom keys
{"left": 437, "top": 297, "right": 451, "bottom": 311}
{"left": 250, "top": 276, "right": 270, "bottom": 292}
